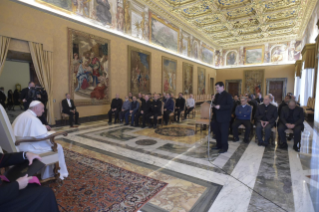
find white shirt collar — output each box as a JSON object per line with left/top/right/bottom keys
{"left": 242, "top": 105, "right": 246, "bottom": 107}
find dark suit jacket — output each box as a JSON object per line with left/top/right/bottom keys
{"left": 141, "top": 100, "right": 152, "bottom": 114}
{"left": 280, "top": 106, "right": 304, "bottom": 128}
{"left": 20, "top": 87, "right": 30, "bottom": 109}
{"left": 248, "top": 99, "right": 258, "bottom": 117}
{"left": 255, "top": 97, "right": 263, "bottom": 104}
{"left": 62, "top": 99, "right": 76, "bottom": 113}
{"left": 164, "top": 98, "right": 174, "bottom": 111}
{"left": 278, "top": 101, "right": 288, "bottom": 117}
{"left": 0, "top": 91, "right": 6, "bottom": 105}
{"left": 213, "top": 91, "right": 233, "bottom": 123}
{"left": 0, "top": 152, "right": 25, "bottom": 205}
{"left": 111, "top": 98, "right": 122, "bottom": 111}
{"left": 255, "top": 104, "right": 278, "bottom": 125}
{"left": 151, "top": 100, "right": 162, "bottom": 114}
{"left": 175, "top": 98, "right": 185, "bottom": 110}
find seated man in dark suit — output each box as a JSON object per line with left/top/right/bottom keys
{"left": 124, "top": 96, "right": 140, "bottom": 126}
{"left": 175, "top": 93, "right": 185, "bottom": 122}
{"left": 278, "top": 95, "right": 291, "bottom": 117}
{"left": 255, "top": 95, "right": 278, "bottom": 147}
{"left": 163, "top": 93, "right": 174, "bottom": 125}
{"left": 136, "top": 94, "right": 152, "bottom": 128}
{"left": 149, "top": 94, "right": 162, "bottom": 128}
{"left": 230, "top": 94, "right": 241, "bottom": 134}
{"left": 20, "top": 81, "right": 35, "bottom": 110}
{"left": 278, "top": 100, "right": 304, "bottom": 152}
{"left": 232, "top": 97, "right": 252, "bottom": 143}
{"left": 62, "top": 93, "right": 80, "bottom": 127}
{"left": 108, "top": 94, "right": 122, "bottom": 124}
{"left": 0, "top": 151, "right": 59, "bottom": 212}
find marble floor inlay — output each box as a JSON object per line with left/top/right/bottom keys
{"left": 50, "top": 113, "right": 319, "bottom": 212}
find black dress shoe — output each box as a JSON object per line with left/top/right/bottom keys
{"left": 141, "top": 125, "right": 146, "bottom": 128}
{"left": 211, "top": 146, "right": 221, "bottom": 150}
{"left": 293, "top": 145, "right": 300, "bottom": 152}
{"left": 218, "top": 149, "right": 227, "bottom": 153}
{"left": 233, "top": 137, "right": 239, "bottom": 142}
{"left": 258, "top": 142, "right": 263, "bottom": 146}
{"left": 244, "top": 139, "right": 249, "bottom": 143}
{"left": 75, "top": 123, "right": 81, "bottom": 125}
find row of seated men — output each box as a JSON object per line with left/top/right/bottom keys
{"left": 108, "top": 93, "right": 196, "bottom": 128}
{"left": 230, "top": 93, "right": 304, "bottom": 152}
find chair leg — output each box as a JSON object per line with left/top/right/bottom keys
{"left": 54, "top": 162, "right": 61, "bottom": 181}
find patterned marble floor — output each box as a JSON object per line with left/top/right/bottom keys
{"left": 52, "top": 109, "right": 319, "bottom": 212}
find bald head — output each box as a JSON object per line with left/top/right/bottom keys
{"left": 30, "top": 103, "right": 45, "bottom": 117}
{"left": 263, "top": 95, "right": 270, "bottom": 105}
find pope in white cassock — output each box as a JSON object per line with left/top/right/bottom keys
{"left": 12, "top": 100, "right": 68, "bottom": 180}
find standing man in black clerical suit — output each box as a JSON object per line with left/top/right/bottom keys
{"left": 0, "top": 151, "right": 59, "bottom": 212}
{"left": 62, "top": 93, "right": 80, "bottom": 127}
{"left": 278, "top": 100, "right": 304, "bottom": 152}
{"left": 255, "top": 95, "right": 278, "bottom": 147}
{"left": 175, "top": 93, "right": 185, "bottom": 122}
{"left": 108, "top": 94, "right": 122, "bottom": 124}
{"left": 20, "top": 81, "right": 35, "bottom": 110}
{"left": 210, "top": 82, "right": 233, "bottom": 153}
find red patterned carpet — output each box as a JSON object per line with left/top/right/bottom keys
{"left": 45, "top": 150, "right": 167, "bottom": 212}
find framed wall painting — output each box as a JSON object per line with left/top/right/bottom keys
{"left": 244, "top": 46, "right": 264, "bottom": 65}
{"left": 162, "top": 57, "right": 177, "bottom": 95}
{"left": 226, "top": 51, "right": 237, "bottom": 65}
{"left": 149, "top": 13, "right": 179, "bottom": 52}
{"left": 182, "top": 63, "right": 193, "bottom": 94}
{"left": 243, "top": 69, "right": 265, "bottom": 95}
{"left": 201, "top": 44, "right": 214, "bottom": 65}
{"left": 68, "top": 28, "right": 110, "bottom": 106}
{"left": 127, "top": 46, "right": 151, "bottom": 95}
{"left": 197, "top": 67, "right": 206, "bottom": 94}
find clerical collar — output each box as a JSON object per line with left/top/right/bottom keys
{"left": 28, "top": 109, "right": 37, "bottom": 117}
{"left": 242, "top": 105, "right": 246, "bottom": 108}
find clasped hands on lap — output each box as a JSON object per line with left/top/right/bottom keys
{"left": 260, "top": 120, "right": 269, "bottom": 128}
{"left": 17, "top": 152, "right": 41, "bottom": 190}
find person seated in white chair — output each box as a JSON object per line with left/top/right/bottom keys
{"left": 12, "top": 100, "right": 69, "bottom": 180}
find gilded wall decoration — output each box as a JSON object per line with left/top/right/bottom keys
{"left": 288, "top": 41, "right": 302, "bottom": 61}
{"left": 182, "top": 63, "right": 193, "bottom": 94}
{"left": 225, "top": 51, "right": 237, "bottom": 66}
{"left": 243, "top": 70, "right": 264, "bottom": 95}
{"left": 244, "top": 46, "right": 264, "bottom": 65}
{"left": 201, "top": 44, "right": 214, "bottom": 65}
{"left": 197, "top": 67, "right": 206, "bottom": 94}
{"left": 162, "top": 57, "right": 177, "bottom": 95}
{"left": 68, "top": 29, "right": 110, "bottom": 106}
{"left": 149, "top": 13, "right": 179, "bottom": 52}
{"left": 128, "top": 46, "right": 151, "bottom": 95}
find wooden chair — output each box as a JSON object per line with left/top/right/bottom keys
{"left": 304, "top": 98, "right": 315, "bottom": 118}
{"left": 60, "top": 101, "right": 69, "bottom": 125}
{"left": 302, "top": 97, "right": 312, "bottom": 110}
{"left": 0, "top": 105, "right": 67, "bottom": 182}
{"left": 149, "top": 102, "right": 164, "bottom": 127}
{"left": 195, "top": 102, "right": 210, "bottom": 132}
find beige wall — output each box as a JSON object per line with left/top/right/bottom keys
{"left": 0, "top": 61, "right": 30, "bottom": 92}
{"left": 0, "top": 0, "right": 216, "bottom": 120}
{"left": 216, "top": 64, "right": 295, "bottom": 96}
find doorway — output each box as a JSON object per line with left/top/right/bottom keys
{"left": 226, "top": 80, "right": 242, "bottom": 97}
{"left": 210, "top": 78, "right": 214, "bottom": 94}
{"left": 266, "top": 78, "right": 287, "bottom": 104}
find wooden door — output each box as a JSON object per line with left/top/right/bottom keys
{"left": 268, "top": 81, "right": 283, "bottom": 103}
{"left": 228, "top": 82, "right": 239, "bottom": 97}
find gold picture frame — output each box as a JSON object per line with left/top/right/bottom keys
{"left": 244, "top": 45, "right": 265, "bottom": 65}
{"left": 162, "top": 56, "right": 177, "bottom": 95}
{"left": 197, "top": 67, "right": 206, "bottom": 94}
{"left": 182, "top": 62, "right": 194, "bottom": 94}
{"left": 35, "top": 0, "right": 74, "bottom": 14}
{"left": 127, "top": 46, "right": 152, "bottom": 95}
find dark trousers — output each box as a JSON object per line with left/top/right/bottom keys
{"left": 125, "top": 110, "right": 138, "bottom": 125}
{"left": 63, "top": 110, "right": 79, "bottom": 126}
{"left": 108, "top": 109, "right": 119, "bottom": 123}
{"left": 255, "top": 121, "right": 274, "bottom": 145}
{"left": 278, "top": 123, "right": 303, "bottom": 146}
{"left": 136, "top": 112, "right": 152, "bottom": 126}
{"left": 184, "top": 107, "right": 194, "bottom": 118}
{"left": 174, "top": 108, "right": 183, "bottom": 122}
{"left": 119, "top": 110, "right": 128, "bottom": 122}
{"left": 149, "top": 112, "right": 161, "bottom": 126}
{"left": 163, "top": 110, "right": 172, "bottom": 124}
{"left": 232, "top": 119, "right": 251, "bottom": 140}
{"left": 211, "top": 120, "right": 229, "bottom": 151}
{"left": 229, "top": 116, "right": 235, "bottom": 134}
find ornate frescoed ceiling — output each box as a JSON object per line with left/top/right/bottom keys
{"left": 142, "top": 0, "right": 318, "bottom": 48}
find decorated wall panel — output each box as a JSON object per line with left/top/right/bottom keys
{"left": 162, "top": 56, "right": 177, "bottom": 95}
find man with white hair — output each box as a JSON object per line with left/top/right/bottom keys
{"left": 12, "top": 100, "right": 68, "bottom": 180}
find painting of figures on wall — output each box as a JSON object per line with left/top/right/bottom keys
{"left": 162, "top": 57, "right": 177, "bottom": 95}
{"left": 243, "top": 70, "right": 264, "bottom": 95}
{"left": 271, "top": 45, "right": 286, "bottom": 62}
{"left": 201, "top": 45, "right": 214, "bottom": 65}
{"left": 197, "top": 67, "right": 206, "bottom": 94}
{"left": 180, "top": 33, "right": 190, "bottom": 57}
{"left": 193, "top": 41, "right": 200, "bottom": 59}
{"left": 150, "top": 14, "right": 179, "bottom": 52}
{"left": 68, "top": 28, "right": 110, "bottom": 106}
{"left": 36, "top": 0, "right": 118, "bottom": 28}
{"left": 245, "top": 46, "right": 264, "bottom": 65}
{"left": 226, "top": 51, "right": 237, "bottom": 65}
{"left": 182, "top": 63, "right": 193, "bottom": 94}
{"left": 288, "top": 41, "right": 302, "bottom": 61}
{"left": 128, "top": 46, "right": 151, "bottom": 95}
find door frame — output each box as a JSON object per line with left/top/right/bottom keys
{"left": 225, "top": 79, "right": 242, "bottom": 95}
{"left": 266, "top": 78, "right": 287, "bottom": 101}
